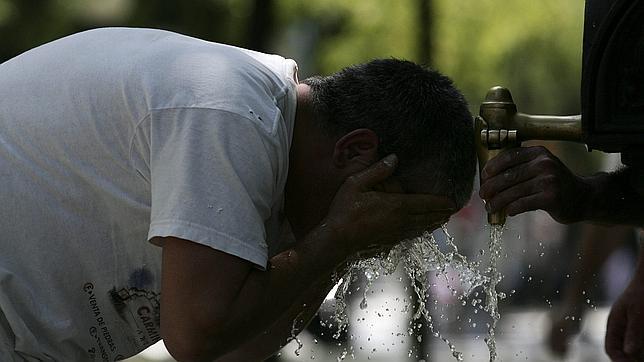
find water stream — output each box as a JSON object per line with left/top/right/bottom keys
{"left": 322, "top": 223, "right": 506, "bottom": 361}
{"left": 483, "top": 225, "right": 504, "bottom": 361}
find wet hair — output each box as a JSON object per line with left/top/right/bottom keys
{"left": 303, "top": 59, "right": 476, "bottom": 208}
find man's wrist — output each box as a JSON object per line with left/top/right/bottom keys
{"left": 577, "top": 172, "right": 608, "bottom": 222}
{"left": 579, "top": 168, "right": 644, "bottom": 226}
{"left": 293, "top": 224, "right": 347, "bottom": 277}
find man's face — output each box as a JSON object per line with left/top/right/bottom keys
{"left": 284, "top": 84, "right": 343, "bottom": 240}
{"left": 284, "top": 84, "right": 458, "bottom": 240}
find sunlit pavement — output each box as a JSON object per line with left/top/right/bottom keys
{"left": 126, "top": 292, "right": 612, "bottom": 362}
{"left": 259, "top": 290, "right": 611, "bottom": 362}
{"left": 274, "top": 307, "right": 610, "bottom": 362}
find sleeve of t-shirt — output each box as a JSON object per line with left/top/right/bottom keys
{"left": 146, "top": 107, "right": 280, "bottom": 269}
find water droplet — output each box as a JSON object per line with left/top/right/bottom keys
{"left": 359, "top": 298, "right": 368, "bottom": 310}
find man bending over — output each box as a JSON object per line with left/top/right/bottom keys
{"left": 0, "top": 28, "right": 475, "bottom": 361}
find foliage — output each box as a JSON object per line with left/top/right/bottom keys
{"left": 433, "top": 0, "right": 584, "bottom": 114}
{"left": 0, "top": 0, "right": 585, "bottom": 114}
{"left": 279, "top": 0, "right": 585, "bottom": 114}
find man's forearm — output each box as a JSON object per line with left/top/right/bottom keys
{"left": 217, "top": 257, "right": 359, "bottom": 361}
{"left": 216, "top": 274, "right": 334, "bottom": 361}
{"left": 203, "top": 226, "right": 347, "bottom": 358}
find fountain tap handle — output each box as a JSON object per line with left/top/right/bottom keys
{"left": 475, "top": 86, "right": 584, "bottom": 226}
{"left": 476, "top": 87, "right": 521, "bottom": 226}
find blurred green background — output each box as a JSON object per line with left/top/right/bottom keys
{"left": 0, "top": 0, "right": 584, "bottom": 115}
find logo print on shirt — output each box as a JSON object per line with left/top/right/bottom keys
{"left": 109, "top": 277, "right": 161, "bottom": 349}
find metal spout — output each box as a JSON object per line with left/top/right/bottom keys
{"left": 476, "top": 86, "right": 584, "bottom": 226}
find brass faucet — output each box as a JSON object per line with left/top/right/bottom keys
{"left": 475, "top": 86, "right": 584, "bottom": 225}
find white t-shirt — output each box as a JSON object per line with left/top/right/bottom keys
{"left": 0, "top": 28, "right": 298, "bottom": 361}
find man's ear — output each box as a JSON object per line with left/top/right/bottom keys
{"left": 332, "top": 128, "right": 379, "bottom": 169}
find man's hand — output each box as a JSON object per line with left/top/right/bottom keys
{"left": 323, "top": 154, "right": 457, "bottom": 257}
{"left": 479, "top": 146, "right": 592, "bottom": 224}
{"left": 605, "top": 257, "right": 644, "bottom": 362}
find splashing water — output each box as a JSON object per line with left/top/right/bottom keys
{"left": 287, "top": 308, "right": 306, "bottom": 356}
{"left": 483, "top": 224, "right": 504, "bottom": 361}
{"left": 326, "top": 223, "right": 506, "bottom": 361}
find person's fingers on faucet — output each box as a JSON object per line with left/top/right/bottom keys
{"left": 480, "top": 146, "right": 547, "bottom": 181}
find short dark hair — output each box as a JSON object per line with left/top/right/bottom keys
{"left": 303, "top": 59, "right": 475, "bottom": 208}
